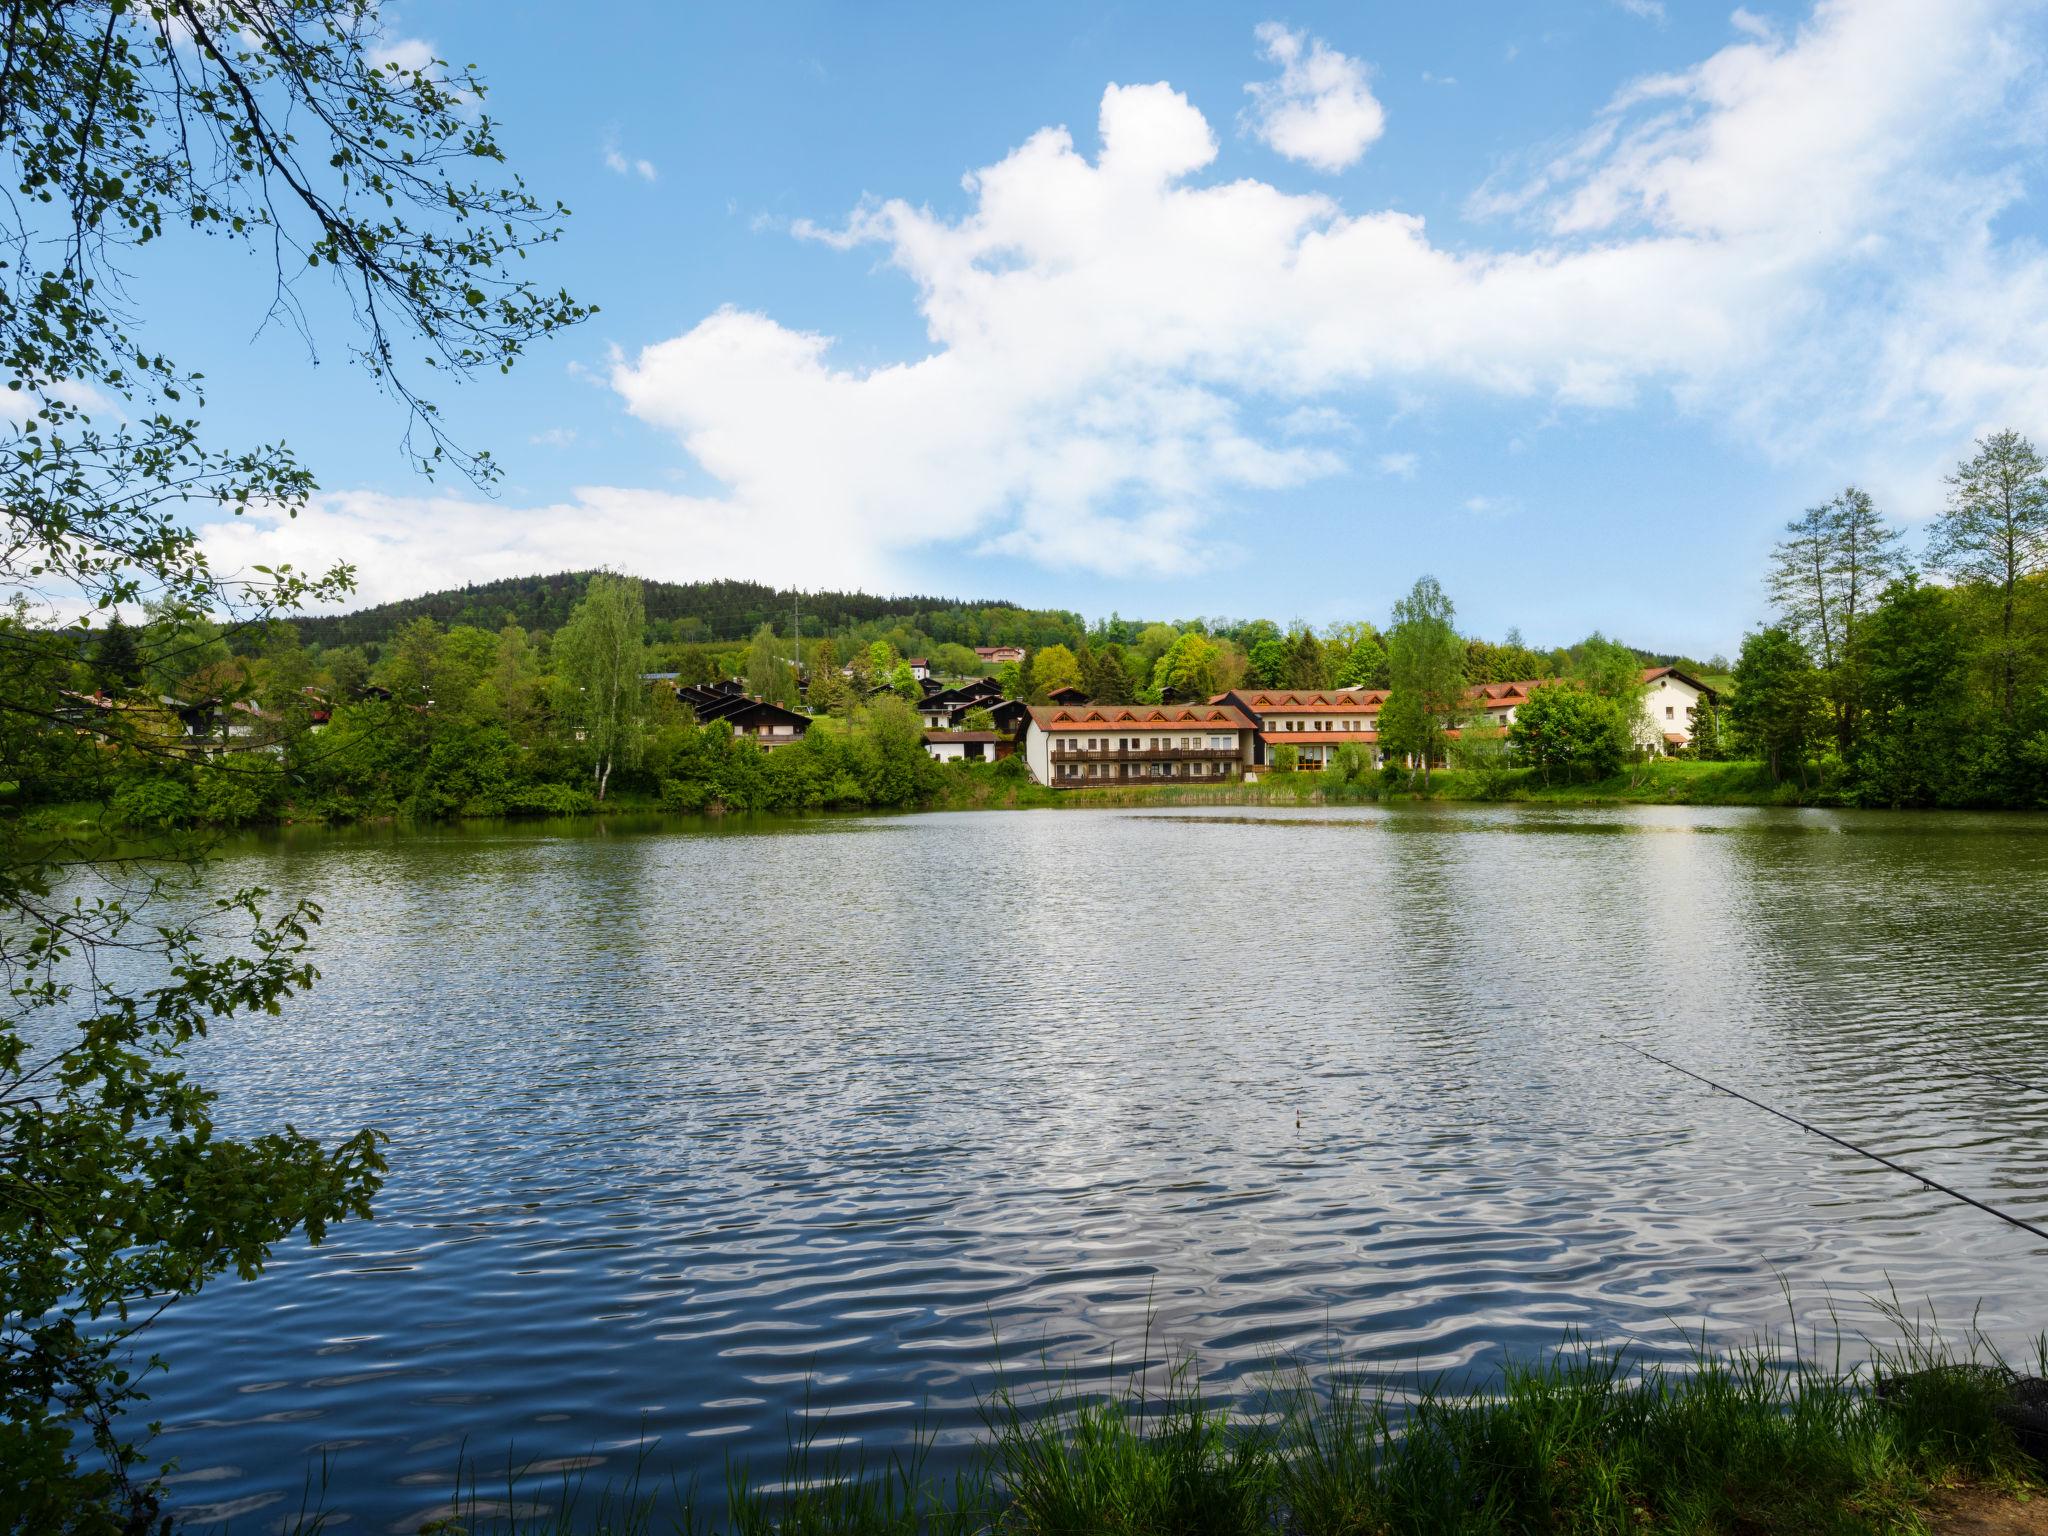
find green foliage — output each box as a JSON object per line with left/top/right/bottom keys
{"left": 1080, "top": 645, "right": 1135, "bottom": 704}
{"left": 1247, "top": 636, "right": 1289, "bottom": 688}
{"left": 1270, "top": 743, "right": 1300, "bottom": 772}
{"left": 1150, "top": 631, "right": 1222, "bottom": 701}
{"left": 1509, "top": 684, "right": 1635, "bottom": 784}
{"left": 1731, "top": 627, "right": 1825, "bottom": 783}
{"left": 1284, "top": 627, "right": 1330, "bottom": 689}
{"left": 557, "top": 575, "right": 649, "bottom": 801}
{"left": 1928, "top": 429, "right": 2048, "bottom": 725}
{"left": 0, "top": 0, "right": 593, "bottom": 1514}
{"left": 1031, "top": 643, "right": 1080, "bottom": 696}
{"left": 466, "top": 1332, "right": 2042, "bottom": 1535}
{"left": 1336, "top": 633, "right": 1390, "bottom": 689}
{"left": 1384, "top": 576, "right": 1467, "bottom": 787}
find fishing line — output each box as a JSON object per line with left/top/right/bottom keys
{"left": 1609, "top": 1039, "right": 2048, "bottom": 1245}
{"left": 1940, "top": 1057, "right": 2048, "bottom": 1097}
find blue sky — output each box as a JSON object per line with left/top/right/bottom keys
{"left": 184, "top": 1, "right": 2048, "bottom": 658}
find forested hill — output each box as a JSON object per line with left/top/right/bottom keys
{"left": 290, "top": 573, "right": 1023, "bottom": 648}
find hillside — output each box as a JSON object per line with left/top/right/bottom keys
{"left": 289, "top": 573, "right": 1026, "bottom": 649}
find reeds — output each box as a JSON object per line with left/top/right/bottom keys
{"left": 283, "top": 1325, "right": 2047, "bottom": 1536}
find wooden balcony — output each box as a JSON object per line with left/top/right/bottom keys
{"left": 1053, "top": 745, "right": 1244, "bottom": 763}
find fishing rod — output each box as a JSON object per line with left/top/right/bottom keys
{"left": 1611, "top": 1039, "right": 2048, "bottom": 1245}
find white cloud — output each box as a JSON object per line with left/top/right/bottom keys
{"left": 603, "top": 134, "right": 659, "bottom": 182}
{"left": 529, "top": 427, "right": 577, "bottom": 447}
{"left": 1243, "top": 23, "right": 1387, "bottom": 172}
{"left": 200, "top": 488, "right": 894, "bottom": 608}
{"left": 1464, "top": 494, "right": 1519, "bottom": 515}
{"left": 215, "top": 0, "right": 2048, "bottom": 596}
{"left": 1614, "top": 0, "right": 1669, "bottom": 21}
{"left": 367, "top": 36, "right": 437, "bottom": 74}
{"left": 1377, "top": 452, "right": 1421, "bottom": 479}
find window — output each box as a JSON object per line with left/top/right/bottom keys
{"left": 1666, "top": 706, "right": 1675, "bottom": 719}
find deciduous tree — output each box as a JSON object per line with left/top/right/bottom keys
{"left": 1383, "top": 577, "right": 1466, "bottom": 789}
{"left": 0, "top": 1, "right": 587, "bottom": 1517}
{"left": 1927, "top": 430, "right": 2048, "bottom": 725}
{"left": 559, "top": 575, "right": 648, "bottom": 801}
{"left": 1730, "top": 627, "right": 1823, "bottom": 783}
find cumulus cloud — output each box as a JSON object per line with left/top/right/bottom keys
{"left": 211, "top": 0, "right": 2048, "bottom": 593}
{"left": 1243, "top": 23, "right": 1387, "bottom": 172}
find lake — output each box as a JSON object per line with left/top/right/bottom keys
{"left": 125, "top": 803, "right": 2048, "bottom": 1531}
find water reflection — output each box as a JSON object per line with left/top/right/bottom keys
{"left": 121, "top": 804, "right": 2047, "bottom": 1528}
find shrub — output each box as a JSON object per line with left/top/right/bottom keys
{"left": 110, "top": 777, "right": 193, "bottom": 830}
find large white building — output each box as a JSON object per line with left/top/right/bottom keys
{"left": 1023, "top": 703, "right": 1257, "bottom": 786}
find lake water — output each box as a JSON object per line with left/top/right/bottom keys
{"left": 122, "top": 803, "right": 2048, "bottom": 1531}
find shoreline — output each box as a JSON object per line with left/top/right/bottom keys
{"left": 17, "top": 758, "right": 2038, "bottom": 844}
{"left": 219, "top": 1334, "right": 2048, "bottom": 1535}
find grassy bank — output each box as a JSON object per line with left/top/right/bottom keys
{"left": 295, "top": 1333, "right": 2046, "bottom": 1536}
{"left": 924, "top": 757, "right": 1814, "bottom": 813}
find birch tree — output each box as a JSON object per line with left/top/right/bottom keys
{"left": 559, "top": 574, "right": 647, "bottom": 801}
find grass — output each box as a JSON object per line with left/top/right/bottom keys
{"left": 279, "top": 1327, "right": 2046, "bottom": 1536}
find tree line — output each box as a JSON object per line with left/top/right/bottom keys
{"left": 1729, "top": 431, "right": 2048, "bottom": 807}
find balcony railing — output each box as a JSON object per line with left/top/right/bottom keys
{"left": 1053, "top": 745, "right": 1243, "bottom": 762}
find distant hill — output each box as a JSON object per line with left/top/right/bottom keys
{"left": 289, "top": 573, "right": 1021, "bottom": 649}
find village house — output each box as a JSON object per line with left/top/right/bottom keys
{"left": 1640, "top": 667, "right": 1718, "bottom": 751}
{"left": 923, "top": 729, "right": 1007, "bottom": 763}
{"left": 1023, "top": 703, "right": 1257, "bottom": 786}
{"left": 975, "top": 644, "right": 1026, "bottom": 666}
{"left": 905, "top": 657, "right": 932, "bottom": 681}
{"left": 681, "top": 688, "right": 810, "bottom": 748}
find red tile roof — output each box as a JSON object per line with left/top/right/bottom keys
{"left": 1028, "top": 703, "right": 1254, "bottom": 731}
{"left": 1216, "top": 689, "right": 1386, "bottom": 709}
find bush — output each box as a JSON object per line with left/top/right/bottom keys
{"left": 1271, "top": 744, "right": 1299, "bottom": 773}
{"left": 109, "top": 776, "right": 193, "bottom": 829}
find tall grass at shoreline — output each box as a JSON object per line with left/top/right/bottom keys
{"left": 276, "top": 1325, "right": 2047, "bottom": 1536}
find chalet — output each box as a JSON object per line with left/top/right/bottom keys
{"left": 921, "top": 677, "right": 1003, "bottom": 712}
{"left": 1044, "top": 684, "right": 1089, "bottom": 706}
{"left": 917, "top": 698, "right": 966, "bottom": 730}
{"left": 1024, "top": 703, "right": 1256, "bottom": 787}
{"left": 923, "top": 729, "right": 1006, "bottom": 763}
{"left": 975, "top": 644, "right": 1027, "bottom": 666}
{"left": 681, "top": 689, "right": 809, "bottom": 748}
{"left": 1640, "top": 667, "right": 1719, "bottom": 752}
{"left": 707, "top": 696, "right": 809, "bottom": 748}
{"left": 906, "top": 657, "right": 932, "bottom": 682}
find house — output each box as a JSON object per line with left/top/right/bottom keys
{"left": 1044, "top": 684, "right": 1089, "bottom": 706}
{"left": 1023, "top": 703, "right": 1256, "bottom": 787}
{"left": 905, "top": 657, "right": 932, "bottom": 681}
{"left": 975, "top": 644, "right": 1027, "bottom": 666}
{"left": 983, "top": 698, "right": 1032, "bottom": 738}
{"left": 1640, "top": 667, "right": 1719, "bottom": 752}
{"left": 1214, "top": 688, "right": 1388, "bottom": 770}
{"left": 923, "top": 729, "right": 1007, "bottom": 763}
{"left": 684, "top": 691, "right": 810, "bottom": 748}
{"left": 917, "top": 698, "right": 966, "bottom": 730}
